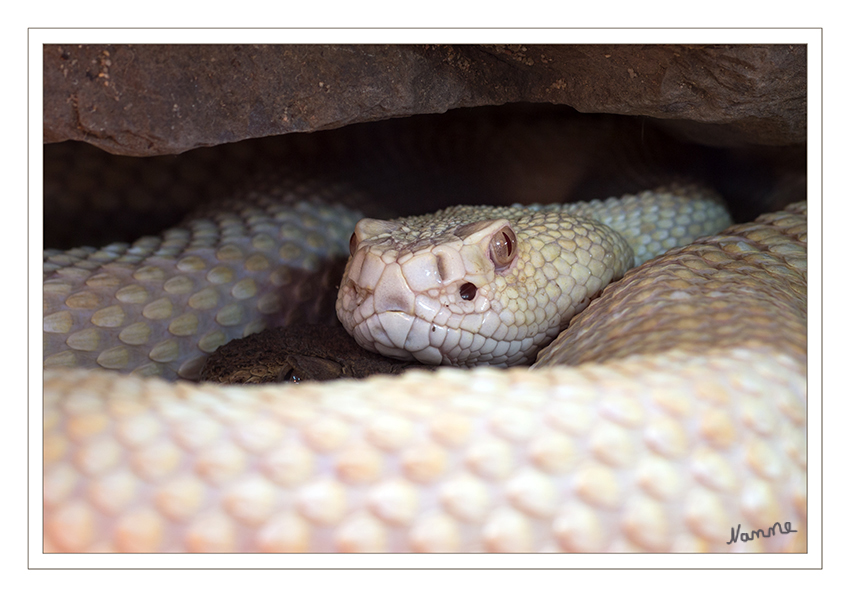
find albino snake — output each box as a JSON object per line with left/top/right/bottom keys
{"left": 42, "top": 172, "right": 807, "bottom": 553}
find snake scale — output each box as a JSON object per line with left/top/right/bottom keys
{"left": 42, "top": 139, "right": 807, "bottom": 553}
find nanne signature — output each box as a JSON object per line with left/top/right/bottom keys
{"left": 727, "top": 522, "right": 797, "bottom": 544}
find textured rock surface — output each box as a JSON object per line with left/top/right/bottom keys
{"left": 199, "top": 324, "right": 434, "bottom": 384}
{"left": 43, "top": 44, "right": 806, "bottom": 156}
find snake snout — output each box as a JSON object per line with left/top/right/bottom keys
{"left": 372, "top": 263, "right": 415, "bottom": 315}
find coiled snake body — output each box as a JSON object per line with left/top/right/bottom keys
{"left": 43, "top": 176, "right": 807, "bottom": 553}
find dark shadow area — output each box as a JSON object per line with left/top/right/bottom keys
{"left": 44, "top": 103, "right": 806, "bottom": 250}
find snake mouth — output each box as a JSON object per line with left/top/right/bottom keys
{"left": 353, "top": 311, "right": 445, "bottom": 365}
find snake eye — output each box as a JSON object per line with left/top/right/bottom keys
{"left": 459, "top": 282, "right": 477, "bottom": 301}
{"left": 349, "top": 232, "right": 358, "bottom": 257}
{"left": 489, "top": 226, "right": 517, "bottom": 271}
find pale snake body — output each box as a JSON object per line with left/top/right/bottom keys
{"left": 42, "top": 176, "right": 807, "bottom": 553}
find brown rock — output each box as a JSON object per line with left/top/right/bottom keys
{"left": 43, "top": 44, "right": 805, "bottom": 156}
{"left": 199, "top": 324, "right": 434, "bottom": 384}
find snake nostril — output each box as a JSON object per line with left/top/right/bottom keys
{"left": 349, "top": 232, "right": 358, "bottom": 256}
{"left": 459, "top": 282, "right": 477, "bottom": 301}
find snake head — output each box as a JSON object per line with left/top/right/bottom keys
{"left": 337, "top": 213, "right": 525, "bottom": 367}
{"left": 335, "top": 203, "right": 632, "bottom": 368}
